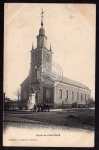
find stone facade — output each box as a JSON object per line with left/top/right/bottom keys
{"left": 54, "top": 82, "right": 91, "bottom": 107}
{"left": 20, "top": 12, "right": 91, "bottom": 108}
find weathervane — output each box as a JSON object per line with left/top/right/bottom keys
{"left": 41, "top": 8, "right": 44, "bottom": 26}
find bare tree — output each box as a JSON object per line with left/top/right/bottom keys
{"left": 13, "top": 88, "right": 21, "bottom": 101}
{"left": 87, "top": 97, "right": 95, "bottom": 107}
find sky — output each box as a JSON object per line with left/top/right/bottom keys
{"left": 4, "top": 3, "right": 96, "bottom": 100}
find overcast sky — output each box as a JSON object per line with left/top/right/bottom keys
{"left": 4, "top": 3, "right": 96, "bottom": 99}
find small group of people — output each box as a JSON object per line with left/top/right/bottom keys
{"left": 33, "top": 103, "right": 50, "bottom": 112}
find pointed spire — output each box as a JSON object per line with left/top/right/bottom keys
{"left": 50, "top": 43, "right": 52, "bottom": 51}
{"left": 32, "top": 42, "right": 34, "bottom": 50}
{"left": 41, "top": 8, "right": 44, "bottom": 27}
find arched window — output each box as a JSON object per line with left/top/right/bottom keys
{"left": 46, "top": 89, "right": 51, "bottom": 99}
{"left": 59, "top": 89, "right": 62, "bottom": 98}
{"left": 72, "top": 91, "right": 74, "bottom": 99}
{"left": 35, "top": 53, "right": 38, "bottom": 62}
{"left": 81, "top": 93, "right": 83, "bottom": 100}
{"left": 85, "top": 94, "right": 86, "bottom": 101}
{"left": 77, "top": 92, "right": 78, "bottom": 100}
{"left": 46, "top": 54, "right": 49, "bottom": 62}
{"left": 66, "top": 90, "right": 68, "bottom": 99}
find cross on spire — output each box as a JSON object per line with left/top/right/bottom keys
{"left": 41, "top": 8, "right": 44, "bottom": 27}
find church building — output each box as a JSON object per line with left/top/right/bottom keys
{"left": 20, "top": 11, "right": 91, "bottom": 109}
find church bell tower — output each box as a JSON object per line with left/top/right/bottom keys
{"left": 29, "top": 9, "right": 53, "bottom": 101}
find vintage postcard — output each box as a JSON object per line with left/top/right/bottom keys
{"left": 3, "top": 3, "right": 95, "bottom": 147}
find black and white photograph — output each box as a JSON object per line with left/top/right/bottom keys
{"left": 3, "top": 3, "right": 95, "bottom": 147}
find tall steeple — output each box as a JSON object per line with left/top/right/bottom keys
{"left": 30, "top": 10, "right": 53, "bottom": 85}
{"left": 41, "top": 9, "right": 44, "bottom": 27}
{"left": 39, "top": 9, "right": 45, "bottom": 36}
{"left": 37, "top": 9, "right": 47, "bottom": 48}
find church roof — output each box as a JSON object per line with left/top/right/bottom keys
{"left": 20, "top": 75, "right": 90, "bottom": 90}
{"left": 20, "top": 76, "right": 29, "bottom": 86}
{"left": 61, "top": 77, "right": 90, "bottom": 90}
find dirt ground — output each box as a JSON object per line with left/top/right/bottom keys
{"left": 4, "top": 109, "right": 95, "bottom": 131}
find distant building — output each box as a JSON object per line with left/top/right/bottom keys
{"left": 4, "top": 94, "right": 20, "bottom": 110}
{"left": 20, "top": 11, "right": 91, "bottom": 108}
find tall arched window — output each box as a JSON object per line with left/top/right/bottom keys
{"left": 59, "top": 89, "right": 62, "bottom": 98}
{"left": 81, "top": 93, "right": 83, "bottom": 100}
{"left": 72, "top": 91, "right": 74, "bottom": 99}
{"left": 46, "top": 54, "right": 49, "bottom": 62}
{"left": 35, "top": 53, "right": 38, "bottom": 62}
{"left": 85, "top": 94, "right": 86, "bottom": 101}
{"left": 77, "top": 92, "right": 78, "bottom": 100}
{"left": 66, "top": 90, "right": 68, "bottom": 99}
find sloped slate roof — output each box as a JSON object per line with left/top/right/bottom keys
{"left": 20, "top": 76, "right": 29, "bottom": 86}
{"left": 61, "top": 77, "right": 90, "bottom": 90}
{"left": 20, "top": 76, "right": 90, "bottom": 90}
